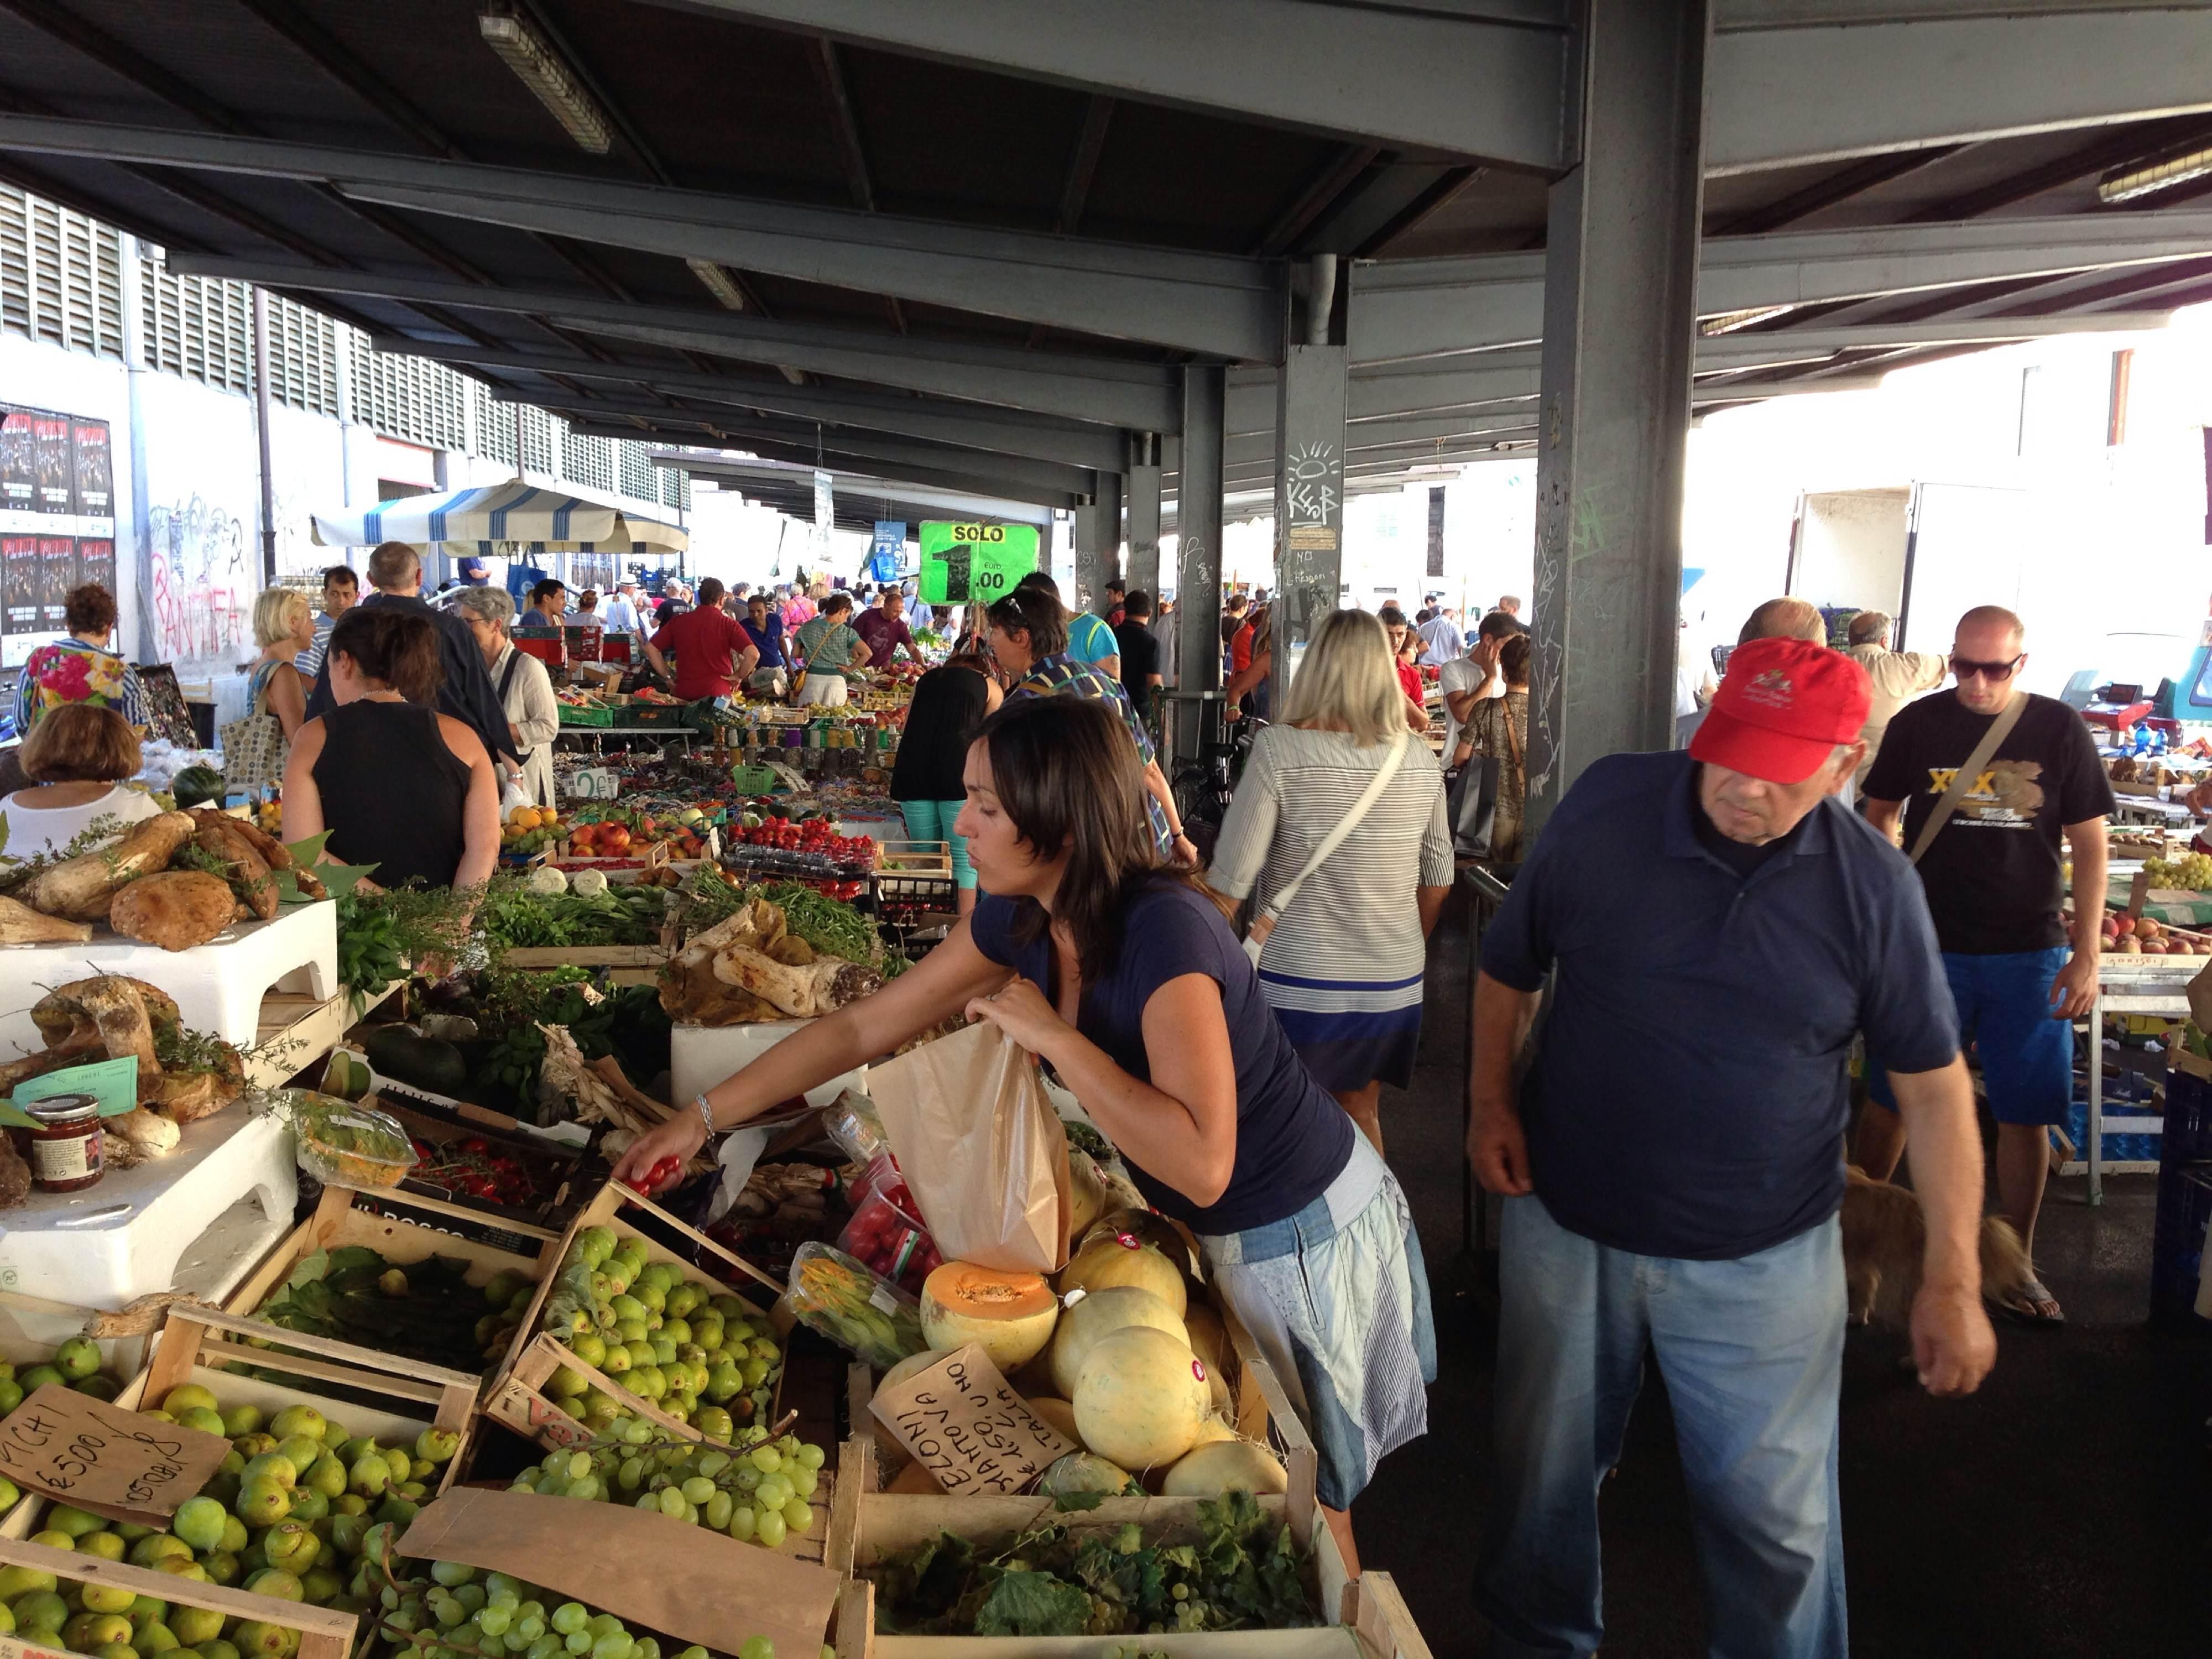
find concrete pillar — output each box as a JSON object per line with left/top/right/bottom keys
{"left": 1271, "top": 269, "right": 1346, "bottom": 708}
{"left": 117, "top": 234, "right": 155, "bottom": 663}
{"left": 1073, "top": 471, "right": 1122, "bottom": 614}
{"left": 1524, "top": 0, "right": 1710, "bottom": 838}
{"left": 1125, "top": 434, "right": 1162, "bottom": 599}
{"left": 1173, "top": 366, "right": 1227, "bottom": 764}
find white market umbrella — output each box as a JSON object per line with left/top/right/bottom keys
{"left": 310, "top": 478, "right": 688, "bottom": 558}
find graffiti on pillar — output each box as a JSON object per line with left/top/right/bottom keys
{"left": 146, "top": 495, "right": 251, "bottom": 665}
{"left": 1282, "top": 440, "right": 1340, "bottom": 539}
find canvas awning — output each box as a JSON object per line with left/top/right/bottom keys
{"left": 311, "top": 479, "right": 687, "bottom": 557}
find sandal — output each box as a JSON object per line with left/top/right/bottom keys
{"left": 1998, "top": 1276, "right": 2065, "bottom": 1326}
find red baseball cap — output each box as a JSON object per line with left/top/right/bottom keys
{"left": 1691, "top": 635, "right": 1872, "bottom": 785}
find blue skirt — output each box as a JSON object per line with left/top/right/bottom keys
{"left": 1266, "top": 998, "right": 1423, "bottom": 1093}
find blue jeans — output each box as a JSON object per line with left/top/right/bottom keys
{"left": 1476, "top": 1196, "right": 1847, "bottom": 1659}
{"left": 898, "top": 800, "right": 974, "bottom": 889}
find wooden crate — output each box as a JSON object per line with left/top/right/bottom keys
{"left": 500, "top": 943, "right": 671, "bottom": 969}
{"left": 0, "top": 1535, "right": 358, "bottom": 1659}
{"left": 0, "top": 1289, "right": 143, "bottom": 1543}
{"left": 484, "top": 1179, "right": 786, "bottom": 1443}
{"left": 225, "top": 1183, "right": 558, "bottom": 1385}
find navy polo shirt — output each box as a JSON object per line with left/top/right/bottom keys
{"left": 1481, "top": 749, "right": 1958, "bottom": 1261}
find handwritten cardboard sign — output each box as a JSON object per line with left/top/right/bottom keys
{"left": 0, "top": 1385, "right": 229, "bottom": 1523}
{"left": 869, "top": 1343, "right": 1075, "bottom": 1496}
{"left": 399, "top": 1486, "right": 838, "bottom": 1659}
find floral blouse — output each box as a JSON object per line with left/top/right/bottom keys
{"left": 14, "top": 640, "right": 148, "bottom": 735}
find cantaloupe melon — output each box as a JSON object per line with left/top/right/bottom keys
{"left": 1139, "top": 1415, "right": 1237, "bottom": 1494}
{"left": 888, "top": 1457, "right": 941, "bottom": 1495}
{"left": 1072, "top": 1325, "right": 1211, "bottom": 1470}
{"left": 871, "top": 1348, "right": 954, "bottom": 1469}
{"left": 1058, "top": 1233, "right": 1188, "bottom": 1320}
{"left": 1160, "top": 1437, "right": 1288, "bottom": 1498}
{"left": 1182, "top": 1301, "right": 1233, "bottom": 1417}
{"left": 1024, "top": 1395, "right": 1082, "bottom": 1446}
{"left": 1082, "top": 1207, "right": 1196, "bottom": 1274}
{"left": 919, "top": 1262, "right": 1059, "bottom": 1370}
{"left": 1037, "top": 1451, "right": 1136, "bottom": 1499}
{"left": 1067, "top": 1150, "right": 1112, "bottom": 1240}
{"left": 1048, "top": 1284, "right": 1189, "bottom": 1399}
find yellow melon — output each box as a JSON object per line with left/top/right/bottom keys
{"left": 1073, "top": 1325, "right": 1211, "bottom": 1471}
{"left": 919, "top": 1262, "right": 1059, "bottom": 1371}
{"left": 1024, "top": 1396, "right": 1082, "bottom": 1447}
{"left": 1183, "top": 1301, "right": 1234, "bottom": 1417}
{"left": 1048, "top": 1284, "right": 1189, "bottom": 1400}
{"left": 1058, "top": 1233, "right": 1188, "bottom": 1320}
{"left": 1037, "top": 1451, "right": 1136, "bottom": 1499}
{"left": 1160, "top": 1437, "right": 1288, "bottom": 1499}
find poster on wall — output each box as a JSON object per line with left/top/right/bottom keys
{"left": 1, "top": 537, "right": 40, "bottom": 634}
{"left": 76, "top": 538, "right": 113, "bottom": 596}
{"left": 31, "top": 416, "right": 71, "bottom": 513}
{"left": 71, "top": 421, "right": 111, "bottom": 518}
{"left": 916, "top": 520, "right": 1039, "bottom": 605}
{"left": 38, "top": 538, "right": 74, "bottom": 629}
{"left": 0, "top": 414, "right": 33, "bottom": 513}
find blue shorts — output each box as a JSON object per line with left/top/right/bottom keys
{"left": 1867, "top": 946, "right": 2071, "bottom": 1126}
{"left": 898, "top": 800, "right": 974, "bottom": 890}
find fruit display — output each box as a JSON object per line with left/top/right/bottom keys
{"left": 833, "top": 1159, "right": 941, "bottom": 1296}
{"left": 0, "top": 1336, "right": 125, "bottom": 1411}
{"left": 505, "top": 1418, "right": 827, "bottom": 1552}
{"left": 0, "top": 1556, "right": 326, "bottom": 1659}
{"left": 2145, "top": 853, "right": 2212, "bottom": 892}
{"left": 482, "top": 875, "right": 669, "bottom": 950}
{"left": 407, "top": 1135, "right": 551, "bottom": 1211}
{"left": 534, "top": 1225, "right": 786, "bottom": 1434}
{"left": 252, "top": 1248, "right": 536, "bottom": 1376}
{"left": 866, "top": 1490, "right": 1310, "bottom": 1637}
{"left": 501, "top": 806, "right": 575, "bottom": 859}
{"left": 358, "top": 1558, "right": 823, "bottom": 1659}
{"left": 722, "top": 817, "right": 874, "bottom": 878}
{"left": 2100, "top": 911, "right": 2212, "bottom": 956}
{"left": 917, "top": 1264, "right": 1058, "bottom": 1372}
{"left": 783, "top": 1245, "right": 925, "bottom": 1370}
{"left": 1058, "top": 1231, "right": 1190, "bottom": 1320}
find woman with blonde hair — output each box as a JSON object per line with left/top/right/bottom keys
{"left": 248, "top": 587, "right": 316, "bottom": 740}
{"left": 1210, "top": 607, "right": 1454, "bottom": 1153}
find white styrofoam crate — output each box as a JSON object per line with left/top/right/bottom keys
{"left": 0, "top": 900, "right": 337, "bottom": 1054}
{"left": 0, "top": 1098, "right": 295, "bottom": 1310}
{"left": 670, "top": 1019, "right": 865, "bottom": 1112}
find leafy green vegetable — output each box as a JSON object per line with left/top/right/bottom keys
{"left": 973, "top": 1572, "right": 1093, "bottom": 1637}
{"left": 480, "top": 871, "right": 667, "bottom": 950}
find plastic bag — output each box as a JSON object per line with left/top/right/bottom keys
{"left": 836, "top": 1158, "right": 942, "bottom": 1297}
{"left": 782, "top": 1241, "right": 925, "bottom": 1369}
{"left": 268, "top": 1089, "right": 418, "bottom": 1188}
{"left": 822, "top": 1089, "right": 890, "bottom": 1166}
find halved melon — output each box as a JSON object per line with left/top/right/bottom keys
{"left": 1058, "top": 1233, "right": 1188, "bottom": 1321}
{"left": 1023, "top": 1395, "right": 1082, "bottom": 1447}
{"left": 1160, "top": 1437, "right": 1288, "bottom": 1498}
{"left": 920, "top": 1262, "right": 1060, "bottom": 1370}
{"left": 1048, "top": 1284, "right": 1189, "bottom": 1400}
{"left": 1073, "top": 1325, "right": 1211, "bottom": 1470}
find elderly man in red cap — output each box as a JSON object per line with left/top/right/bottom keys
{"left": 1467, "top": 636, "right": 1996, "bottom": 1659}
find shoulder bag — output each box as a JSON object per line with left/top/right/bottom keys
{"left": 220, "top": 663, "right": 289, "bottom": 797}
{"left": 1244, "top": 731, "right": 1409, "bottom": 964}
{"left": 1449, "top": 692, "right": 1522, "bottom": 859}
{"left": 1906, "top": 692, "right": 2026, "bottom": 864}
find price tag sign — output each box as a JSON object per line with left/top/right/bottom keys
{"left": 917, "top": 521, "right": 1040, "bottom": 605}
{"left": 0, "top": 1385, "right": 230, "bottom": 1524}
{"left": 869, "top": 1343, "right": 1074, "bottom": 1496}
{"left": 569, "top": 768, "right": 622, "bottom": 801}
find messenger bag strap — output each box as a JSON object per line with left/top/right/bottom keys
{"left": 1257, "top": 731, "right": 1410, "bottom": 926}
{"left": 1907, "top": 692, "right": 2027, "bottom": 865}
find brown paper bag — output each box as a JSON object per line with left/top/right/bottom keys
{"left": 868, "top": 1019, "right": 1072, "bottom": 1272}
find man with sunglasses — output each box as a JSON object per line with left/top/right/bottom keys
{"left": 1857, "top": 604, "right": 2113, "bottom": 1326}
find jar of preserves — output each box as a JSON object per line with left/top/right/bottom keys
{"left": 23, "top": 1093, "right": 103, "bottom": 1193}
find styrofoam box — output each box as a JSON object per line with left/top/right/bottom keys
{"left": 0, "top": 1097, "right": 295, "bottom": 1310}
{"left": 0, "top": 900, "right": 338, "bottom": 1056}
{"left": 671, "top": 1019, "right": 865, "bottom": 1111}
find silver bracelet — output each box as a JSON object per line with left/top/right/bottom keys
{"left": 693, "top": 1093, "right": 717, "bottom": 1138}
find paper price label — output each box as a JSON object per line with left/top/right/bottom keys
{"left": 869, "top": 1344, "right": 1074, "bottom": 1496}
{"left": 0, "top": 1385, "right": 229, "bottom": 1522}
{"left": 570, "top": 768, "right": 622, "bottom": 801}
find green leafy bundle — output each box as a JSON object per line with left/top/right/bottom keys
{"left": 480, "top": 873, "right": 667, "bottom": 949}
{"left": 872, "top": 1490, "right": 1312, "bottom": 1638}
{"left": 255, "top": 1245, "right": 515, "bottom": 1372}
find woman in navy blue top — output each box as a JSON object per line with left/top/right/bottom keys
{"left": 616, "top": 697, "right": 1434, "bottom": 1564}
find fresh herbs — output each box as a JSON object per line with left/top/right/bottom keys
{"left": 0, "top": 813, "right": 127, "bottom": 888}
{"left": 1061, "top": 1118, "right": 1113, "bottom": 1164}
{"left": 253, "top": 1244, "right": 521, "bottom": 1372}
{"left": 871, "top": 1491, "right": 1312, "bottom": 1638}
{"left": 480, "top": 871, "right": 667, "bottom": 950}
{"left": 336, "top": 885, "right": 482, "bottom": 997}
{"left": 755, "top": 879, "right": 879, "bottom": 965}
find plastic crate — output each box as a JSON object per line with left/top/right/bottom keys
{"left": 2062, "top": 1083, "right": 2162, "bottom": 1166}
{"left": 623, "top": 698, "right": 693, "bottom": 727}
{"left": 557, "top": 701, "right": 615, "bottom": 726}
{"left": 2151, "top": 1164, "right": 2212, "bottom": 1317}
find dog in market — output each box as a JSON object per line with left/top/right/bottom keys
{"left": 1841, "top": 1165, "right": 2035, "bottom": 1329}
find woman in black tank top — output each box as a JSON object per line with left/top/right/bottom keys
{"left": 279, "top": 606, "right": 499, "bottom": 890}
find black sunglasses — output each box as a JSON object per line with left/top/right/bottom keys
{"left": 1950, "top": 653, "right": 2024, "bottom": 681}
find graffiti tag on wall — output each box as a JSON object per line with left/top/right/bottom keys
{"left": 145, "top": 495, "right": 250, "bottom": 666}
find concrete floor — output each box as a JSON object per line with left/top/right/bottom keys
{"left": 1354, "top": 906, "right": 2212, "bottom": 1658}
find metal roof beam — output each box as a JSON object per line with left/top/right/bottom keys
{"left": 648, "top": 0, "right": 1577, "bottom": 171}
{"left": 373, "top": 336, "right": 1131, "bottom": 471}
{"left": 658, "top": 453, "right": 1061, "bottom": 525}
{"left": 1350, "top": 214, "right": 2212, "bottom": 361}
{"left": 1707, "top": 5, "right": 2212, "bottom": 175}
{"left": 163, "top": 254, "right": 1180, "bottom": 430}
{"left": 642, "top": 431, "right": 1083, "bottom": 509}
{"left": 0, "top": 115, "right": 1281, "bottom": 359}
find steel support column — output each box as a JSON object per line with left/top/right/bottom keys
{"left": 1174, "top": 366, "right": 1227, "bottom": 766}
{"left": 1526, "top": 0, "right": 1710, "bottom": 838}
{"left": 1126, "top": 434, "right": 1162, "bottom": 599}
{"left": 1272, "top": 343, "right": 1347, "bottom": 709}
{"left": 1073, "top": 472, "right": 1121, "bottom": 615}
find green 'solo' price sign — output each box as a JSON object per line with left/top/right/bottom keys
{"left": 917, "top": 521, "right": 1040, "bottom": 605}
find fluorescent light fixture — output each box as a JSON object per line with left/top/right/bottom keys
{"left": 2100, "top": 145, "right": 2212, "bottom": 205}
{"left": 479, "top": 4, "right": 612, "bottom": 154}
{"left": 686, "top": 258, "right": 748, "bottom": 311}
{"left": 1700, "top": 305, "right": 1796, "bottom": 336}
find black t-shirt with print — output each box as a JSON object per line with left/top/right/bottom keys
{"left": 1861, "top": 690, "right": 2114, "bottom": 955}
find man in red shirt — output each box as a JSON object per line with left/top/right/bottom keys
{"left": 1379, "top": 606, "right": 1432, "bottom": 732}
{"left": 852, "top": 585, "right": 924, "bottom": 665}
{"left": 643, "top": 577, "right": 758, "bottom": 700}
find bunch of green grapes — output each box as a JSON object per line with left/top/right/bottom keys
{"left": 371, "top": 1563, "right": 824, "bottom": 1659}
{"left": 2145, "top": 853, "right": 2212, "bottom": 891}
{"left": 508, "top": 1417, "right": 825, "bottom": 1551}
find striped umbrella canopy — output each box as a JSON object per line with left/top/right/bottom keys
{"left": 311, "top": 478, "right": 688, "bottom": 556}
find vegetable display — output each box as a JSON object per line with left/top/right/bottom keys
{"left": 363, "top": 1560, "right": 816, "bottom": 1659}
{"left": 505, "top": 1419, "right": 827, "bottom": 1552}
{"left": 483, "top": 877, "right": 668, "bottom": 950}
{"left": 0, "top": 1336, "right": 123, "bottom": 1412}
{"left": 868, "top": 1490, "right": 1311, "bottom": 1637}
{"left": 253, "top": 1246, "right": 534, "bottom": 1374}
